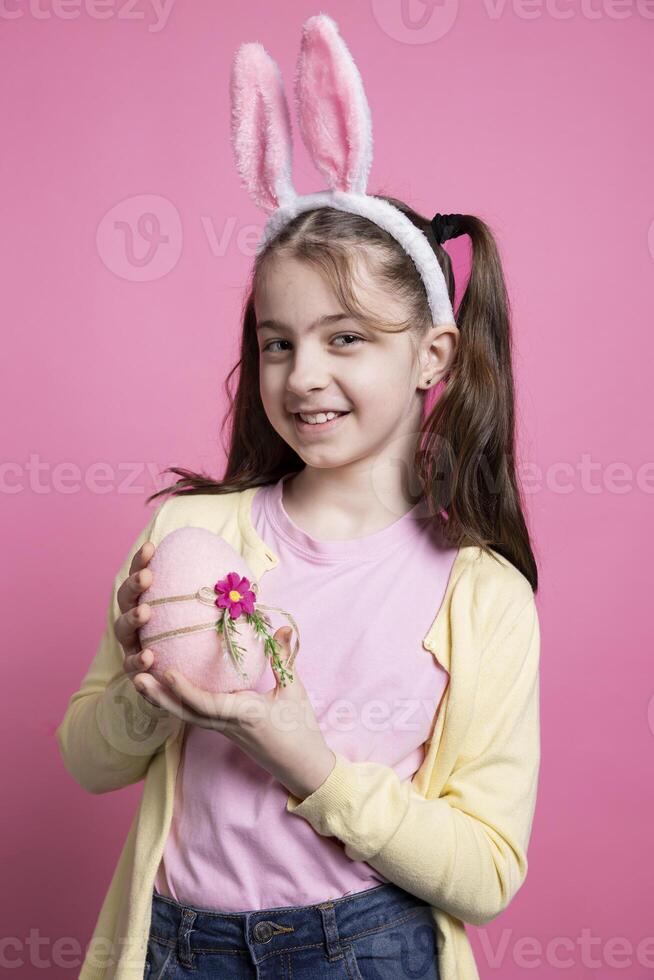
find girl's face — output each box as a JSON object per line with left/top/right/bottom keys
{"left": 254, "top": 253, "right": 431, "bottom": 473}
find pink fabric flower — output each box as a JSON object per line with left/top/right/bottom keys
{"left": 214, "top": 572, "right": 256, "bottom": 619}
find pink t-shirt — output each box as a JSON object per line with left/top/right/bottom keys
{"left": 154, "top": 475, "right": 458, "bottom": 911}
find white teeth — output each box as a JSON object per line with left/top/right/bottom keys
{"left": 298, "top": 411, "right": 342, "bottom": 424}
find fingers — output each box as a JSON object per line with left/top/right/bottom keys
{"left": 129, "top": 540, "right": 155, "bottom": 577}
{"left": 272, "top": 626, "right": 297, "bottom": 679}
{"left": 164, "top": 672, "right": 248, "bottom": 730}
{"left": 114, "top": 543, "right": 157, "bottom": 657}
{"left": 114, "top": 600, "right": 152, "bottom": 658}
{"left": 117, "top": 541, "right": 155, "bottom": 615}
{"left": 132, "top": 672, "right": 186, "bottom": 716}
{"left": 123, "top": 646, "right": 154, "bottom": 677}
{"left": 134, "top": 672, "right": 228, "bottom": 730}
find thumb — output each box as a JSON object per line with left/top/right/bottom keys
{"left": 271, "top": 626, "right": 295, "bottom": 688}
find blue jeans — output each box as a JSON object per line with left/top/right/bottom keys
{"left": 144, "top": 882, "right": 441, "bottom": 979}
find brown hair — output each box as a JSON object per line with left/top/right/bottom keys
{"left": 147, "top": 196, "right": 538, "bottom": 592}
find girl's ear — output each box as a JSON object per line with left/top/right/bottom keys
{"left": 294, "top": 13, "right": 373, "bottom": 195}
{"left": 230, "top": 41, "right": 296, "bottom": 213}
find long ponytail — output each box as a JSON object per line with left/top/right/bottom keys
{"left": 416, "top": 212, "right": 538, "bottom": 591}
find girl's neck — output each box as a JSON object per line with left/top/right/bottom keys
{"left": 281, "top": 470, "right": 425, "bottom": 540}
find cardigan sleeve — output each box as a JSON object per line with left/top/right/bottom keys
{"left": 55, "top": 500, "right": 183, "bottom": 795}
{"left": 286, "top": 592, "right": 541, "bottom": 927}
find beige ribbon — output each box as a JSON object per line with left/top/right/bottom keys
{"left": 143, "top": 580, "right": 300, "bottom": 682}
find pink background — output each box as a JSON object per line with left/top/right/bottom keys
{"left": 2, "top": 2, "right": 652, "bottom": 977}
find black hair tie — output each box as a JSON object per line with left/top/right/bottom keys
{"left": 431, "top": 213, "right": 465, "bottom": 245}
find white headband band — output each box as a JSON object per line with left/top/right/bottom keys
{"left": 229, "top": 13, "right": 456, "bottom": 327}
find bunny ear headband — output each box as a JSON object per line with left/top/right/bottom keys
{"left": 229, "top": 12, "right": 462, "bottom": 327}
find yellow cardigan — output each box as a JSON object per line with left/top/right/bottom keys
{"left": 56, "top": 487, "right": 541, "bottom": 980}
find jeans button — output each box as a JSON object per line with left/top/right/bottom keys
{"left": 252, "top": 921, "right": 274, "bottom": 943}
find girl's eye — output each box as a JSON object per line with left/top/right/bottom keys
{"left": 333, "top": 334, "right": 364, "bottom": 348}
{"left": 261, "top": 340, "right": 288, "bottom": 354}
{"left": 261, "top": 334, "right": 365, "bottom": 354}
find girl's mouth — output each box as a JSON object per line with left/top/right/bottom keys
{"left": 293, "top": 411, "right": 351, "bottom": 436}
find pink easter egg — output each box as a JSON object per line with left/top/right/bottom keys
{"left": 138, "top": 526, "right": 270, "bottom": 693}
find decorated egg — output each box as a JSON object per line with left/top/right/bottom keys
{"left": 138, "top": 526, "right": 297, "bottom": 693}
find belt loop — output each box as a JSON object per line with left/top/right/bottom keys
{"left": 176, "top": 907, "right": 198, "bottom": 968}
{"left": 318, "top": 903, "right": 344, "bottom": 962}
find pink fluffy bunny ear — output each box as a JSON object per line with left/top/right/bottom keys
{"left": 230, "top": 41, "right": 296, "bottom": 213}
{"left": 295, "top": 13, "right": 373, "bottom": 195}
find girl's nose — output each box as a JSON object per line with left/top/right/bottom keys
{"left": 285, "top": 360, "right": 331, "bottom": 397}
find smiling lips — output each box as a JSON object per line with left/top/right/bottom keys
{"left": 293, "top": 408, "right": 350, "bottom": 416}
{"left": 298, "top": 411, "right": 346, "bottom": 422}
{"left": 293, "top": 411, "right": 351, "bottom": 434}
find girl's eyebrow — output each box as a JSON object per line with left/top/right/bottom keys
{"left": 255, "top": 313, "right": 350, "bottom": 334}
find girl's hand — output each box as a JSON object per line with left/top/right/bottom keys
{"left": 114, "top": 540, "right": 170, "bottom": 708}
{"left": 134, "top": 626, "right": 337, "bottom": 801}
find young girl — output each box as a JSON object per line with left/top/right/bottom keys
{"left": 56, "top": 15, "right": 540, "bottom": 980}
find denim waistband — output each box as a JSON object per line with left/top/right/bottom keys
{"left": 149, "top": 882, "right": 432, "bottom": 966}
